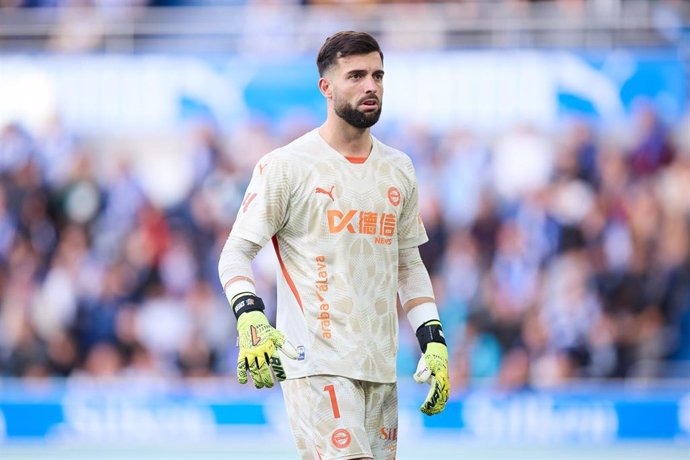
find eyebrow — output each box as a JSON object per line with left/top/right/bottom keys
{"left": 346, "top": 69, "right": 385, "bottom": 77}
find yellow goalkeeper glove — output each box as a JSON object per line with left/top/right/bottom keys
{"left": 413, "top": 320, "right": 449, "bottom": 415}
{"left": 233, "top": 295, "right": 298, "bottom": 389}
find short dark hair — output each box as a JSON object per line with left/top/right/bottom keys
{"left": 316, "top": 31, "right": 384, "bottom": 77}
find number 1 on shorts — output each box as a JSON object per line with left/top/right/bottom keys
{"left": 323, "top": 384, "right": 341, "bottom": 419}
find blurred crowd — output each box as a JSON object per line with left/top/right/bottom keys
{"left": 1, "top": 100, "right": 689, "bottom": 391}
{"left": 410, "top": 105, "right": 690, "bottom": 390}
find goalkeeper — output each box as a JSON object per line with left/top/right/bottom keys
{"left": 218, "top": 31, "right": 448, "bottom": 460}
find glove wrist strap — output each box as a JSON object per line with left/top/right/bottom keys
{"left": 416, "top": 320, "right": 446, "bottom": 353}
{"left": 232, "top": 294, "right": 265, "bottom": 319}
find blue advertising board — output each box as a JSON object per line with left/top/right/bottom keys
{"left": 0, "top": 51, "right": 685, "bottom": 135}
{"left": 1, "top": 380, "right": 688, "bottom": 444}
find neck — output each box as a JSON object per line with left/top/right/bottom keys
{"left": 318, "top": 115, "right": 372, "bottom": 158}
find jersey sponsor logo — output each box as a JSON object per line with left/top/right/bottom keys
{"left": 379, "top": 427, "right": 398, "bottom": 441}
{"left": 327, "top": 210, "right": 396, "bottom": 245}
{"left": 387, "top": 186, "right": 401, "bottom": 206}
{"left": 331, "top": 428, "right": 352, "bottom": 449}
{"left": 241, "top": 192, "right": 257, "bottom": 213}
{"left": 315, "top": 256, "right": 329, "bottom": 295}
{"left": 315, "top": 256, "right": 332, "bottom": 339}
{"left": 374, "top": 236, "right": 393, "bottom": 246}
{"left": 317, "top": 306, "right": 332, "bottom": 339}
{"left": 315, "top": 185, "right": 335, "bottom": 202}
{"left": 327, "top": 210, "right": 357, "bottom": 233}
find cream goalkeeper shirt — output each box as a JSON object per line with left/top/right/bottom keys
{"left": 230, "top": 129, "right": 428, "bottom": 383}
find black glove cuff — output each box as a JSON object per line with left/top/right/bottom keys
{"left": 232, "top": 294, "right": 265, "bottom": 319}
{"left": 416, "top": 320, "right": 446, "bottom": 353}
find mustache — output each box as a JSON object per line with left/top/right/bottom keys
{"left": 359, "top": 96, "right": 380, "bottom": 104}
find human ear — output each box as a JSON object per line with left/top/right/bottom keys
{"left": 318, "top": 77, "right": 332, "bottom": 99}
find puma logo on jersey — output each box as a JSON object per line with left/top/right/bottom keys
{"left": 315, "top": 185, "right": 335, "bottom": 202}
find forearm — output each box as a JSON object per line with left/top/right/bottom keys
{"left": 400, "top": 248, "right": 449, "bottom": 415}
{"left": 220, "top": 234, "right": 297, "bottom": 387}
{"left": 398, "top": 246, "right": 439, "bottom": 331}
{"left": 218, "top": 234, "right": 262, "bottom": 307}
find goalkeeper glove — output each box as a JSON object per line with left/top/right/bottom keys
{"left": 233, "top": 294, "right": 298, "bottom": 389}
{"left": 413, "top": 320, "right": 449, "bottom": 415}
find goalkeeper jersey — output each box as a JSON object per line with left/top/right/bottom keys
{"left": 230, "top": 129, "right": 428, "bottom": 383}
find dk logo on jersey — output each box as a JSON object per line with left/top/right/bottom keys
{"left": 327, "top": 210, "right": 396, "bottom": 245}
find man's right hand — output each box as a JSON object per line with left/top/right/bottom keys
{"left": 237, "top": 310, "right": 298, "bottom": 388}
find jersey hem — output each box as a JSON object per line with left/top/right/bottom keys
{"left": 284, "top": 372, "right": 397, "bottom": 385}
{"left": 331, "top": 452, "right": 373, "bottom": 460}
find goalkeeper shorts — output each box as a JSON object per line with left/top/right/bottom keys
{"left": 282, "top": 375, "right": 398, "bottom": 460}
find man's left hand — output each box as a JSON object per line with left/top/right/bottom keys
{"left": 413, "top": 341, "right": 449, "bottom": 415}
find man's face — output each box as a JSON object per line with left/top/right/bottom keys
{"left": 327, "top": 52, "right": 384, "bottom": 129}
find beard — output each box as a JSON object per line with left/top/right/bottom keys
{"left": 334, "top": 98, "right": 382, "bottom": 129}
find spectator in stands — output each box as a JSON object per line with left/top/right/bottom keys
{"left": 0, "top": 99, "right": 688, "bottom": 388}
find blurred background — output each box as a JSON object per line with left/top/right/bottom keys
{"left": 1, "top": 0, "right": 689, "bottom": 459}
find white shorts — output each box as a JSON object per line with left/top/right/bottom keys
{"left": 281, "top": 375, "right": 398, "bottom": 460}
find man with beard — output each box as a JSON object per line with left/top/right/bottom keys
{"left": 218, "top": 31, "right": 449, "bottom": 460}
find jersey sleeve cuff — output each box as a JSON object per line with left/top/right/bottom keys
{"left": 230, "top": 228, "right": 271, "bottom": 248}
{"left": 398, "top": 234, "right": 429, "bottom": 250}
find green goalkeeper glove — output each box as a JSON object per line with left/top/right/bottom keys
{"left": 413, "top": 320, "right": 449, "bottom": 415}
{"left": 234, "top": 295, "right": 298, "bottom": 389}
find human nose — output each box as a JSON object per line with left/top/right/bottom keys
{"left": 363, "top": 75, "right": 379, "bottom": 93}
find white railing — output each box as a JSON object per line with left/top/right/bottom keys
{"left": 0, "top": 0, "right": 687, "bottom": 53}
